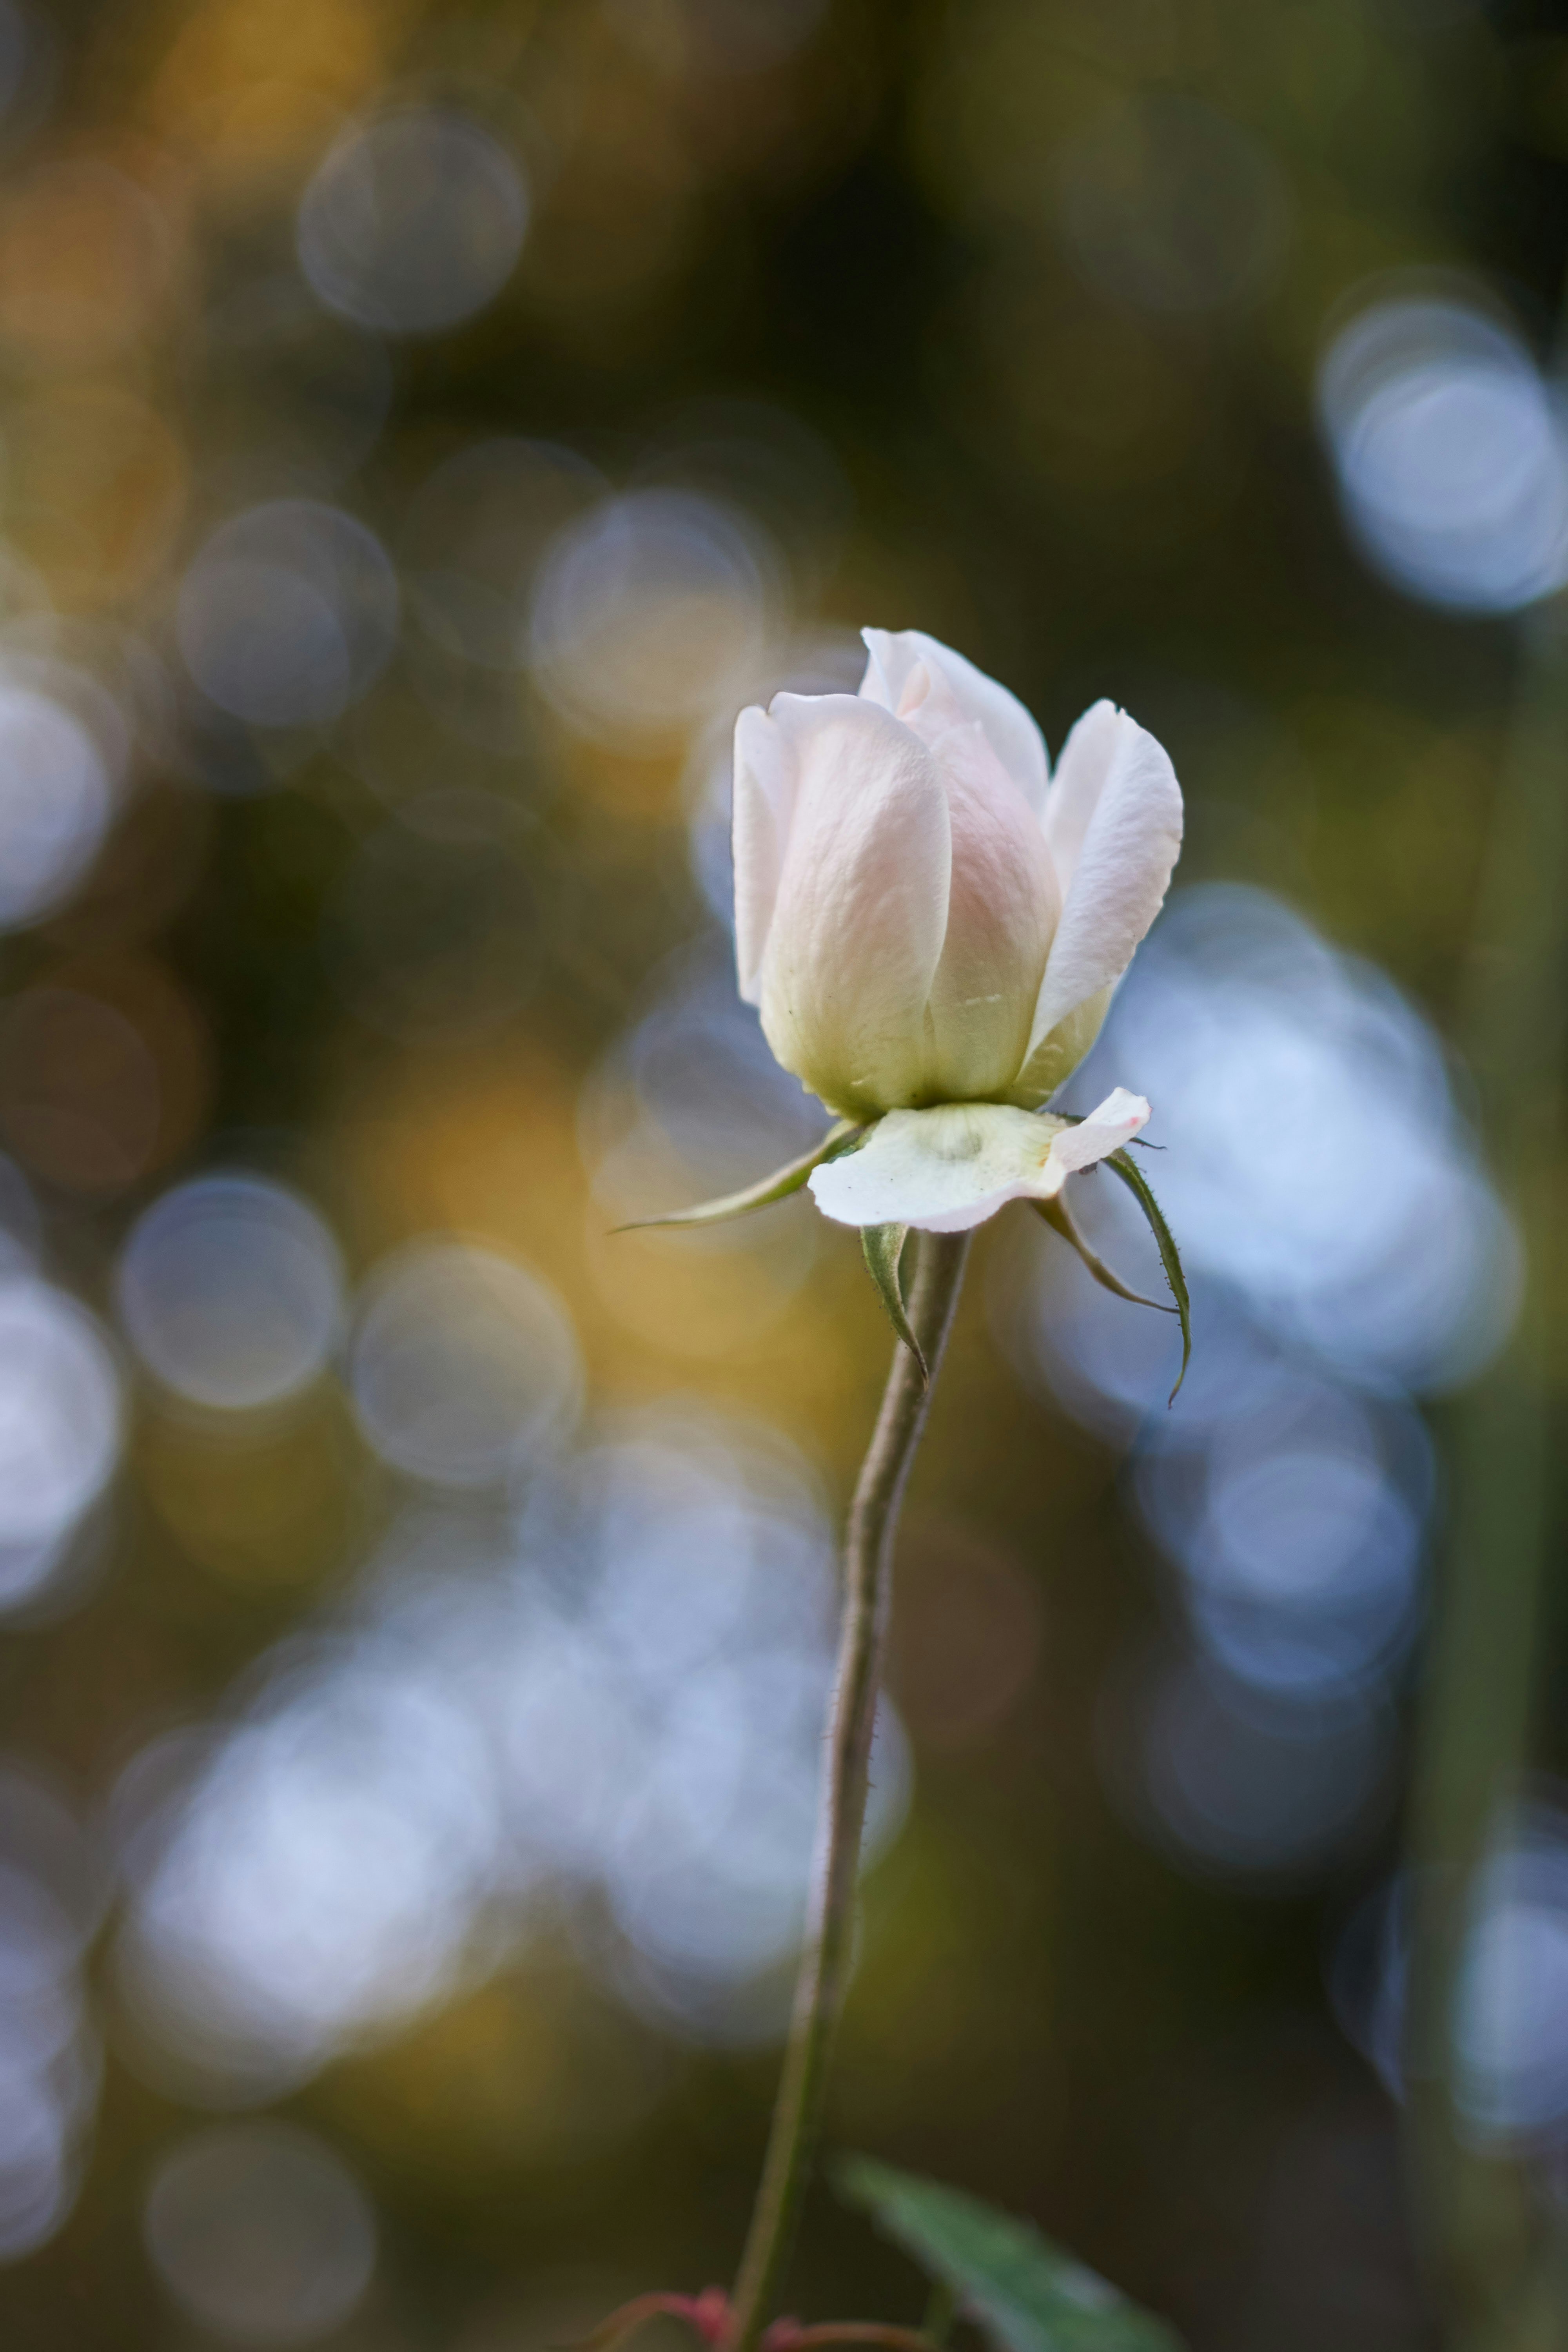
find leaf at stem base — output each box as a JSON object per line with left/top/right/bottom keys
{"left": 833, "top": 2157, "right": 1184, "bottom": 2352}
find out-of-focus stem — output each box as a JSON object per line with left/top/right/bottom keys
{"left": 728, "top": 1230, "right": 971, "bottom": 2352}
{"left": 1405, "top": 601, "right": 1568, "bottom": 2346}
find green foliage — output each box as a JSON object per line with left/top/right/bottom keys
{"left": 1031, "top": 1194, "right": 1174, "bottom": 1320}
{"left": 613, "top": 1121, "right": 863, "bottom": 1230}
{"left": 1102, "top": 1154, "right": 1191, "bottom": 1404}
{"left": 861, "top": 1223, "right": 923, "bottom": 1378}
{"left": 834, "top": 2157, "right": 1183, "bottom": 2352}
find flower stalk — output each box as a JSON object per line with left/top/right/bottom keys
{"left": 1403, "top": 600, "right": 1568, "bottom": 2340}
{"left": 727, "top": 1229, "right": 972, "bottom": 2352}
{"left": 603, "top": 629, "right": 1188, "bottom": 2351}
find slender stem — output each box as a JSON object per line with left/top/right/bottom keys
{"left": 728, "top": 1229, "right": 971, "bottom": 2352}
{"left": 1403, "top": 601, "right": 1568, "bottom": 2346}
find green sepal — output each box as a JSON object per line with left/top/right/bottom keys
{"left": 612, "top": 1119, "right": 864, "bottom": 1232}
{"left": 834, "top": 2155, "right": 1184, "bottom": 2352}
{"left": 861, "top": 1223, "right": 925, "bottom": 1383}
{"left": 1033, "top": 1193, "right": 1177, "bottom": 1321}
{"left": 1102, "top": 1150, "right": 1191, "bottom": 1405}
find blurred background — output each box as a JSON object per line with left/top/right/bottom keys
{"left": 0, "top": 0, "right": 1564, "bottom": 2346}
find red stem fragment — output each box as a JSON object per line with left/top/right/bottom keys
{"left": 763, "top": 2326, "right": 942, "bottom": 2352}
{"left": 570, "top": 2288, "right": 733, "bottom": 2352}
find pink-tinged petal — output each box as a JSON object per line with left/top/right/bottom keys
{"left": 860, "top": 628, "right": 1049, "bottom": 811}
{"left": 857, "top": 629, "right": 920, "bottom": 714}
{"left": 1045, "top": 1087, "right": 1151, "bottom": 1178}
{"left": 923, "top": 720, "right": 1060, "bottom": 1100}
{"left": 1017, "top": 710, "right": 1182, "bottom": 1094}
{"left": 1041, "top": 698, "right": 1119, "bottom": 895}
{"left": 732, "top": 701, "right": 795, "bottom": 1006}
{"left": 758, "top": 693, "right": 951, "bottom": 1118}
{"left": 809, "top": 1103, "right": 1075, "bottom": 1232}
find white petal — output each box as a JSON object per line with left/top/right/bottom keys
{"left": 1017, "top": 710, "right": 1182, "bottom": 1092}
{"left": 808, "top": 1091, "right": 1152, "bottom": 1232}
{"left": 1047, "top": 1087, "right": 1151, "bottom": 1174}
{"left": 757, "top": 693, "right": 951, "bottom": 1118}
{"left": 809, "top": 1102, "right": 1073, "bottom": 1233}
{"left": 860, "top": 628, "right": 1049, "bottom": 811}
{"left": 922, "top": 720, "right": 1060, "bottom": 1100}
{"left": 732, "top": 701, "right": 793, "bottom": 1006}
{"left": 1041, "top": 698, "right": 1119, "bottom": 896}
{"left": 1006, "top": 987, "right": 1112, "bottom": 1109}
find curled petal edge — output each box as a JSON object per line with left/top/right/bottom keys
{"left": 808, "top": 1091, "right": 1150, "bottom": 1235}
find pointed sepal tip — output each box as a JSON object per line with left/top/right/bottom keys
{"left": 862, "top": 1222, "right": 927, "bottom": 1383}
{"left": 1102, "top": 1148, "right": 1191, "bottom": 1405}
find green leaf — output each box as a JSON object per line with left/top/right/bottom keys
{"left": 834, "top": 2157, "right": 1183, "bottom": 2352}
{"left": 613, "top": 1120, "right": 864, "bottom": 1232}
{"left": 861, "top": 1223, "right": 924, "bottom": 1381}
{"left": 1032, "top": 1194, "right": 1177, "bottom": 1320}
{"left": 1102, "top": 1151, "right": 1191, "bottom": 1405}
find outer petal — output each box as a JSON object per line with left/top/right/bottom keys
{"left": 1048, "top": 1087, "right": 1152, "bottom": 1173}
{"left": 1011, "top": 709, "right": 1181, "bottom": 1103}
{"left": 860, "top": 628, "right": 1049, "bottom": 812}
{"left": 757, "top": 693, "right": 951, "bottom": 1119}
{"left": 922, "top": 720, "right": 1060, "bottom": 1100}
{"left": 808, "top": 1091, "right": 1149, "bottom": 1233}
{"left": 1007, "top": 986, "right": 1112, "bottom": 1108}
{"left": 732, "top": 701, "right": 794, "bottom": 1006}
{"left": 1040, "top": 698, "right": 1118, "bottom": 895}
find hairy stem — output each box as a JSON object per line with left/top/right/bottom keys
{"left": 728, "top": 1230, "right": 971, "bottom": 2352}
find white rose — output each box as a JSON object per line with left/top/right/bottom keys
{"left": 719, "top": 628, "right": 1181, "bottom": 1236}
{"left": 733, "top": 628, "right": 1182, "bottom": 1126}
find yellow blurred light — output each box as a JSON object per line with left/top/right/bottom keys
{"left": 190, "top": 80, "right": 346, "bottom": 197}
{"left": 149, "top": 0, "right": 392, "bottom": 166}
{"left": 583, "top": 1214, "right": 817, "bottom": 1363}
{"left": 325, "top": 1047, "right": 874, "bottom": 1457}
{"left": 0, "top": 156, "right": 175, "bottom": 367}
{"left": 138, "top": 1394, "right": 363, "bottom": 1587}
{"left": 322, "top": 1971, "right": 662, "bottom": 2170}
{"left": 6, "top": 385, "right": 188, "bottom": 608}
{"left": 558, "top": 733, "right": 689, "bottom": 820}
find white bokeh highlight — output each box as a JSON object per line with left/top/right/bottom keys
{"left": 117, "top": 1175, "right": 345, "bottom": 1412}
{"left": 1050, "top": 885, "right": 1515, "bottom": 1400}
{"left": 177, "top": 501, "right": 398, "bottom": 730}
{"left": 1319, "top": 290, "right": 1568, "bottom": 613}
{"left": 995, "top": 882, "right": 1510, "bottom": 1879}
{"left": 144, "top": 2121, "right": 376, "bottom": 2343}
{"left": 0, "top": 1279, "right": 120, "bottom": 1613}
{"left": 0, "top": 679, "right": 114, "bottom": 933}
{"left": 0, "top": 1766, "right": 105, "bottom": 2261}
{"left": 529, "top": 490, "right": 775, "bottom": 747}
{"left": 113, "top": 1408, "right": 911, "bottom": 2091}
{"left": 349, "top": 1241, "right": 583, "bottom": 1488}
{"left": 298, "top": 108, "right": 528, "bottom": 338}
